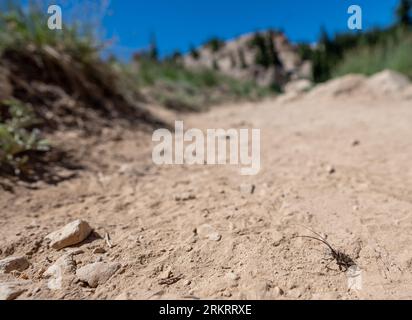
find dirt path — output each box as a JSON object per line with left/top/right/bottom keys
{"left": 1, "top": 91, "right": 412, "bottom": 299}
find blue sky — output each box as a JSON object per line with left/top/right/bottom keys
{"left": 18, "top": 0, "right": 401, "bottom": 59}
{"left": 102, "top": 0, "right": 401, "bottom": 59}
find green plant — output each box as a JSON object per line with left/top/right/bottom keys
{"left": 0, "top": 99, "right": 49, "bottom": 174}
{"left": 125, "top": 57, "right": 274, "bottom": 111}
{"left": 333, "top": 30, "right": 412, "bottom": 79}
{"left": 0, "top": 3, "right": 100, "bottom": 61}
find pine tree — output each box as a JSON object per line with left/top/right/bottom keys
{"left": 149, "top": 33, "right": 158, "bottom": 61}
{"left": 396, "top": 0, "right": 412, "bottom": 27}
{"left": 190, "top": 45, "right": 200, "bottom": 60}
{"left": 267, "top": 31, "right": 282, "bottom": 67}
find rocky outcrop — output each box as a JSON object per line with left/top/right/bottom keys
{"left": 183, "top": 31, "right": 312, "bottom": 88}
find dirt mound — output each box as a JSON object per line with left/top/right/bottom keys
{"left": 366, "top": 70, "right": 411, "bottom": 95}
{"left": 306, "top": 74, "right": 367, "bottom": 100}
{"left": 1, "top": 45, "right": 163, "bottom": 133}
{"left": 303, "top": 70, "right": 411, "bottom": 102}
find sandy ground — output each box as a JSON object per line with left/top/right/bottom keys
{"left": 1, "top": 85, "right": 412, "bottom": 300}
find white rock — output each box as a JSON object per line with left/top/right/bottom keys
{"left": 0, "top": 281, "right": 28, "bottom": 300}
{"left": 271, "top": 231, "right": 284, "bottom": 246}
{"left": 196, "top": 224, "right": 221, "bottom": 241}
{"left": 273, "top": 286, "right": 284, "bottom": 296}
{"left": 284, "top": 79, "right": 312, "bottom": 94}
{"left": 240, "top": 183, "right": 255, "bottom": 195}
{"left": 45, "top": 219, "right": 92, "bottom": 250}
{"left": 76, "top": 262, "right": 121, "bottom": 288}
{"left": 43, "top": 254, "right": 76, "bottom": 290}
{"left": 0, "top": 256, "right": 29, "bottom": 274}
{"left": 226, "top": 271, "right": 240, "bottom": 281}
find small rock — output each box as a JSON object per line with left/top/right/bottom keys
{"left": 351, "top": 140, "right": 360, "bottom": 147}
{"left": 174, "top": 193, "right": 196, "bottom": 202}
{"left": 159, "top": 268, "right": 172, "bottom": 280}
{"left": 271, "top": 231, "right": 284, "bottom": 246}
{"left": 0, "top": 281, "right": 28, "bottom": 300}
{"left": 226, "top": 271, "right": 240, "bottom": 281}
{"left": 240, "top": 183, "right": 256, "bottom": 195}
{"left": 273, "top": 286, "right": 284, "bottom": 296}
{"left": 93, "top": 247, "right": 106, "bottom": 254}
{"left": 326, "top": 165, "right": 335, "bottom": 175}
{"left": 222, "top": 290, "right": 232, "bottom": 297}
{"left": 43, "top": 254, "right": 76, "bottom": 290}
{"left": 45, "top": 219, "right": 92, "bottom": 250}
{"left": 0, "top": 256, "right": 29, "bottom": 274}
{"left": 196, "top": 224, "right": 221, "bottom": 241}
{"left": 76, "top": 262, "right": 121, "bottom": 288}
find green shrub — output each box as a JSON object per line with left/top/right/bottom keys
{"left": 124, "top": 58, "right": 274, "bottom": 111}
{"left": 333, "top": 31, "right": 412, "bottom": 78}
{"left": 0, "top": 3, "right": 100, "bottom": 61}
{"left": 0, "top": 99, "right": 49, "bottom": 174}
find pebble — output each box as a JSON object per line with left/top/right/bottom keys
{"left": 271, "top": 286, "right": 283, "bottom": 297}
{"left": 0, "top": 256, "right": 29, "bottom": 274}
{"left": 93, "top": 247, "right": 106, "bottom": 254}
{"left": 271, "top": 231, "right": 284, "bottom": 246}
{"left": 174, "top": 193, "right": 196, "bottom": 202}
{"left": 196, "top": 224, "right": 221, "bottom": 241}
{"left": 76, "top": 262, "right": 121, "bottom": 288}
{"left": 45, "top": 219, "right": 92, "bottom": 250}
{"left": 326, "top": 165, "right": 336, "bottom": 175}
{"left": 159, "top": 269, "right": 172, "bottom": 280}
{"left": 43, "top": 254, "right": 76, "bottom": 290}
{"left": 226, "top": 272, "right": 240, "bottom": 281}
{"left": 240, "top": 183, "right": 256, "bottom": 195}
